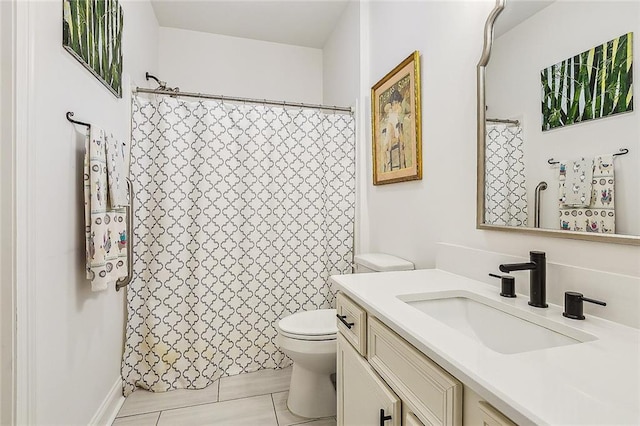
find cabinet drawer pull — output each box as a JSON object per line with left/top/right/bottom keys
{"left": 379, "top": 408, "right": 392, "bottom": 426}
{"left": 337, "top": 314, "right": 354, "bottom": 329}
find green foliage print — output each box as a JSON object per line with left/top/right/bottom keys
{"left": 541, "top": 33, "right": 633, "bottom": 131}
{"left": 63, "top": 0, "right": 123, "bottom": 97}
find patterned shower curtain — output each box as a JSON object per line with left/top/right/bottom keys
{"left": 121, "top": 95, "right": 355, "bottom": 395}
{"left": 485, "top": 123, "right": 528, "bottom": 227}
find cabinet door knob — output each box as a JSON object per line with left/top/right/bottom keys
{"left": 379, "top": 408, "right": 392, "bottom": 426}
{"left": 336, "top": 314, "right": 354, "bottom": 329}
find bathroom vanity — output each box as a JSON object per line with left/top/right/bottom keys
{"left": 331, "top": 269, "right": 640, "bottom": 425}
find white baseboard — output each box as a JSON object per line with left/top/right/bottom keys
{"left": 89, "top": 377, "right": 125, "bottom": 426}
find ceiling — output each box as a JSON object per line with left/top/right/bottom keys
{"left": 494, "top": 0, "right": 555, "bottom": 38}
{"left": 150, "top": 0, "right": 351, "bottom": 49}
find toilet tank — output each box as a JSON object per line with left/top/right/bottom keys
{"left": 353, "top": 253, "right": 414, "bottom": 273}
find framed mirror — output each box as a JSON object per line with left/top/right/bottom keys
{"left": 477, "top": 0, "right": 640, "bottom": 245}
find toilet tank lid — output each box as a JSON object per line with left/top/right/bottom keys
{"left": 354, "top": 253, "right": 414, "bottom": 272}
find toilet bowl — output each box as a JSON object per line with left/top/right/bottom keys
{"left": 276, "top": 253, "right": 415, "bottom": 419}
{"left": 276, "top": 308, "right": 337, "bottom": 418}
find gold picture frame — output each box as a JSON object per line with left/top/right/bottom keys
{"left": 371, "top": 51, "right": 422, "bottom": 185}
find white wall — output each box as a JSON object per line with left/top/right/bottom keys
{"left": 158, "top": 27, "right": 323, "bottom": 104}
{"left": 365, "top": 1, "right": 640, "bottom": 286}
{"left": 1, "top": 1, "right": 6, "bottom": 421}
{"left": 366, "top": 1, "right": 488, "bottom": 268}
{"left": 322, "top": 1, "right": 364, "bottom": 255}
{"left": 487, "top": 1, "right": 639, "bottom": 234}
{"left": 0, "top": 0, "right": 14, "bottom": 423}
{"left": 323, "top": 1, "right": 360, "bottom": 108}
{"left": 1, "top": 1, "right": 5, "bottom": 420}
{"left": 26, "top": 1, "right": 158, "bottom": 423}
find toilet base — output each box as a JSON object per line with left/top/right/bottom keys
{"left": 287, "top": 362, "right": 337, "bottom": 418}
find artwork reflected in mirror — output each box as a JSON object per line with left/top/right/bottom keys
{"left": 541, "top": 33, "right": 633, "bottom": 131}
{"left": 482, "top": 0, "right": 639, "bottom": 239}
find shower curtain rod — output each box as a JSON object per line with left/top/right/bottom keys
{"left": 134, "top": 87, "right": 354, "bottom": 114}
{"left": 486, "top": 117, "right": 520, "bottom": 126}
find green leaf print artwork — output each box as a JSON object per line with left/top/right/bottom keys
{"left": 541, "top": 33, "right": 633, "bottom": 131}
{"left": 63, "top": 0, "right": 123, "bottom": 98}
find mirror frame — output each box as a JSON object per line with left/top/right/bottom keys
{"left": 476, "top": 0, "right": 640, "bottom": 246}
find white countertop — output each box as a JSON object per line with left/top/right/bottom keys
{"left": 330, "top": 269, "right": 640, "bottom": 426}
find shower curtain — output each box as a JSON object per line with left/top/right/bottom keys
{"left": 485, "top": 123, "right": 528, "bottom": 227}
{"left": 122, "top": 95, "right": 355, "bottom": 395}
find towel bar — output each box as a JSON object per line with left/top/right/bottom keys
{"left": 548, "top": 148, "right": 629, "bottom": 165}
{"left": 66, "top": 111, "right": 91, "bottom": 131}
{"left": 116, "top": 178, "right": 134, "bottom": 291}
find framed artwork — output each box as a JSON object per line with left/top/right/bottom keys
{"left": 63, "top": 0, "right": 124, "bottom": 98}
{"left": 541, "top": 32, "right": 633, "bottom": 131}
{"left": 371, "top": 51, "right": 422, "bottom": 185}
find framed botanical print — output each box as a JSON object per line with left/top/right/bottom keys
{"left": 541, "top": 33, "right": 633, "bottom": 131}
{"left": 371, "top": 51, "right": 422, "bottom": 185}
{"left": 63, "top": 0, "right": 124, "bottom": 98}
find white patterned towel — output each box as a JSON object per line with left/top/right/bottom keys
{"left": 84, "top": 127, "right": 128, "bottom": 291}
{"left": 560, "top": 157, "right": 593, "bottom": 207}
{"left": 105, "top": 132, "right": 128, "bottom": 207}
{"left": 559, "top": 155, "right": 615, "bottom": 234}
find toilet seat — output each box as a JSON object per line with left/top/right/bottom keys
{"left": 277, "top": 309, "right": 337, "bottom": 341}
{"left": 279, "top": 330, "right": 337, "bottom": 341}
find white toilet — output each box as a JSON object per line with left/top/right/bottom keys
{"left": 276, "top": 253, "right": 414, "bottom": 418}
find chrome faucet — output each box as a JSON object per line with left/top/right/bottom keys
{"left": 499, "top": 251, "right": 547, "bottom": 308}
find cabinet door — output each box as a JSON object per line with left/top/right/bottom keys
{"left": 478, "top": 402, "right": 516, "bottom": 426}
{"left": 368, "top": 317, "right": 462, "bottom": 426}
{"left": 404, "top": 411, "right": 426, "bottom": 426}
{"left": 337, "top": 333, "right": 401, "bottom": 426}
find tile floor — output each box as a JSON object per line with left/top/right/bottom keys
{"left": 112, "top": 367, "right": 337, "bottom": 426}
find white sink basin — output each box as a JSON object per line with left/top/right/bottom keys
{"left": 398, "top": 291, "right": 597, "bottom": 354}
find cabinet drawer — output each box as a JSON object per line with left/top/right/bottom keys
{"left": 368, "top": 316, "right": 462, "bottom": 426}
{"left": 478, "top": 402, "right": 516, "bottom": 426}
{"left": 336, "top": 292, "right": 367, "bottom": 356}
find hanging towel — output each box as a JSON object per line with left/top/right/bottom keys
{"left": 105, "top": 133, "right": 128, "bottom": 207}
{"left": 559, "top": 155, "right": 615, "bottom": 234}
{"left": 84, "top": 127, "right": 128, "bottom": 291}
{"left": 560, "top": 157, "right": 593, "bottom": 207}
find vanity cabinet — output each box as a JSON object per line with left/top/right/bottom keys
{"left": 336, "top": 292, "right": 515, "bottom": 426}
{"left": 337, "top": 333, "right": 401, "bottom": 426}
